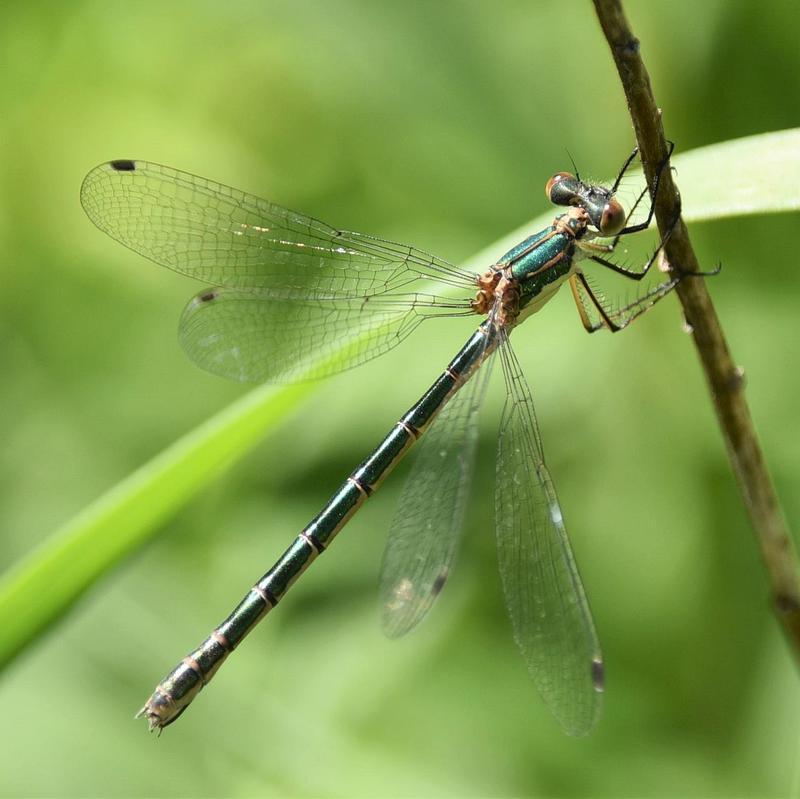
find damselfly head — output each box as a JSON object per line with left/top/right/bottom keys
{"left": 546, "top": 173, "right": 625, "bottom": 237}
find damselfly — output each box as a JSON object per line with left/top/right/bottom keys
{"left": 81, "top": 147, "right": 688, "bottom": 737}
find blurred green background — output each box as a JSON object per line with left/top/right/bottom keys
{"left": 2, "top": 1, "right": 799, "bottom": 796}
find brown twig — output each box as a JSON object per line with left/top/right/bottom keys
{"left": 593, "top": 0, "right": 800, "bottom": 663}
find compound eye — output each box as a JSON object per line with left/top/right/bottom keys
{"left": 599, "top": 197, "right": 625, "bottom": 235}
{"left": 545, "top": 172, "right": 576, "bottom": 204}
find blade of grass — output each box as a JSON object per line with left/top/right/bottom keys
{"left": 0, "top": 381, "right": 310, "bottom": 670}
{"left": 1, "top": 128, "right": 798, "bottom": 672}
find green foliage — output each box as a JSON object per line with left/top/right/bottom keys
{"left": 1, "top": 2, "right": 798, "bottom": 797}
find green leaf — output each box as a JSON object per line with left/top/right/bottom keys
{"left": 0, "top": 381, "right": 311, "bottom": 669}
{"left": 676, "top": 128, "right": 800, "bottom": 219}
{"left": 1, "top": 127, "right": 797, "bottom": 671}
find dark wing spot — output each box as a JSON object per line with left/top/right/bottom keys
{"left": 591, "top": 656, "right": 605, "bottom": 692}
{"left": 431, "top": 571, "right": 448, "bottom": 596}
{"left": 110, "top": 159, "right": 136, "bottom": 171}
{"left": 199, "top": 291, "right": 218, "bottom": 303}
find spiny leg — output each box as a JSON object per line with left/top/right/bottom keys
{"left": 585, "top": 217, "right": 721, "bottom": 287}
{"left": 610, "top": 145, "right": 640, "bottom": 194}
{"left": 576, "top": 205, "right": 679, "bottom": 285}
{"left": 572, "top": 203, "right": 721, "bottom": 332}
{"left": 612, "top": 140, "right": 676, "bottom": 239}
{"left": 591, "top": 211, "right": 678, "bottom": 281}
{"left": 572, "top": 141, "right": 643, "bottom": 197}
{"left": 573, "top": 141, "right": 677, "bottom": 286}
{"left": 568, "top": 270, "right": 682, "bottom": 333}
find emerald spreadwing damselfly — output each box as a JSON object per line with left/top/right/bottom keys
{"left": 81, "top": 146, "right": 697, "bottom": 737}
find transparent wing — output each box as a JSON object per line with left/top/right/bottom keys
{"left": 379, "top": 337, "right": 496, "bottom": 637}
{"left": 80, "top": 160, "right": 478, "bottom": 295}
{"left": 179, "top": 288, "right": 472, "bottom": 383}
{"left": 495, "top": 331, "right": 603, "bottom": 736}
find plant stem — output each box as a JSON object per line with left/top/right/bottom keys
{"left": 593, "top": 0, "right": 800, "bottom": 663}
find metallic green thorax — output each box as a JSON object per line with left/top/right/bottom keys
{"left": 496, "top": 210, "right": 588, "bottom": 311}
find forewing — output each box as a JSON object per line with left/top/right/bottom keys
{"left": 495, "top": 333, "right": 603, "bottom": 736}
{"left": 81, "top": 160, "right": 477, "bottom": 295}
